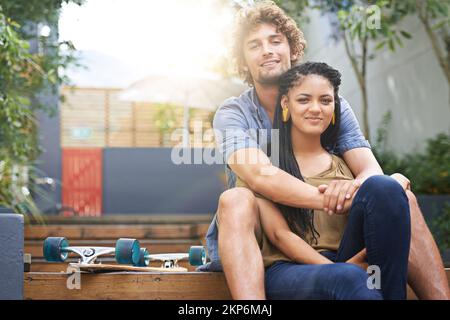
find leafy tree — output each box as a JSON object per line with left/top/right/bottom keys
{"left": 276, "top": 0, "right": 413, "bottom": 140}
{"left": 405, "top": 0, "right": 449, "bottom": 86}
{"left": 0, "top": 0, "right": 84, "bottom": 214}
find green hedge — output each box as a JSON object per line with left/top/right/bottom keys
{"left": 373, "top": 116, "right": 450, "bottom": 195}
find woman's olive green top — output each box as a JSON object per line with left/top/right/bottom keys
{"left": 236, "top": 154, "right": 354, "bottom": 268}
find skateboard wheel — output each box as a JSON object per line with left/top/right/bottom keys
{"left": 43, "top": 237, "right": 69, "bottom": 262}
{"left": 115, "top": 238, "right": 140, "bottom": 265}
{"left": 188, "top": 246, "right": 206, "bottom": 266}
{"left": 134, "top": 248, "right": 149, "bottom": 267}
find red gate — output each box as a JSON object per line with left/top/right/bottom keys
{"left": 62, "top": 148, "right": 103, "bottom": 216}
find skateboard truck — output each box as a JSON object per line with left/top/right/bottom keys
{"left": 135, "top": 247, "right": 206, "bottom": 268}
{"left": 43, "top": 237, "right": 141, "bottom": 265}
{"left": 43, "top": 237, "right": 206, "bottom": 269}
{"left": 65, "top": 246, "right": 115, "bottom": 264}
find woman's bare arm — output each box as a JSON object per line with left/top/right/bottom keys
{"left": 256, "top": 197, "right": 332, "bottom": 265}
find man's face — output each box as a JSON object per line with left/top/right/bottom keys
{"left": 243, "top": 23, "right": 296, "bottom": 86}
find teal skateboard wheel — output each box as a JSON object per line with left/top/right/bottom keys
{"left": 43, "top": 237, "right": 69, "bottom": 262}
{"left": 188, "top": 246, "right": 206, "bottom": 266}
{"left": 134, "top": 248, "right": 149, "bottom": 267}
{"left": 115, "top": 238, "right": 140, "bottom": 265}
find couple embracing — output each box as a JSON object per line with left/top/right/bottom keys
{"left": 198, "top": 1, "right": 449, "bottom": 300}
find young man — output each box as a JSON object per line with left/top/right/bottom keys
{"left": 198, "top": 1, "right": 450, "bottom": 300}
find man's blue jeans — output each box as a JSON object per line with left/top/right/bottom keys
{"left": 265, "top": 175, "right": 411, "bottom": 300}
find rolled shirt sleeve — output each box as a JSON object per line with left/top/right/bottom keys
{"left": 335, "top": 96, "right": 371, "bottom": 156}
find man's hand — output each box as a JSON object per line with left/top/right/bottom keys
{"left": 390, "top": 173, "right": 411, "bottom": 191}
{"left": 346, "top": 248, "right": 368, "bottom": 271}
{"left": 318, "top": 179, "right": 361, "bottom": 215}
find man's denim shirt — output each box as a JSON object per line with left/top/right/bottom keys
{"left": 197, "top": 87, "right": 370, "bottom": 272}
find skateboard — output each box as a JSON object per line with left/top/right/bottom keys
{"left": 42, "top": 237, "right": 206, "bottom": 272}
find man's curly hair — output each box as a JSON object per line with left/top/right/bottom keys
{"left": 232, "top": 1, "right": 307, "bottom": 86}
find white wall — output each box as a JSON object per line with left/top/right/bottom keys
{"left": 302, "top": 9, "right": 449, "bottom": 155}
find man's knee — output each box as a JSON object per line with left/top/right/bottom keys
{"left": 217, "top": 187, "right": 257, "bottom": 227}
{"left": 405, "top": 190, "right": 430, "bottom": 236}
{"left": 405, "top": 189, "right": 421, "bottom": 212}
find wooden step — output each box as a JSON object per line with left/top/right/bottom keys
{"left": 25, "top": 223, "right": 210, "bottom": 240}
{"left": 26, "top": 214, "right": 214, "bottom": 225}
{"left": 23, "top": 269, "right": 450, "bottom": 300}
{"left": 25, "top": 239, "right": 202, "bottom": 259}
{"left": 24, "top": 272, "right": 231, "bottom": 300}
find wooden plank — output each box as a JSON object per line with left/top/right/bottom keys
{"left": 26, "top": 214, "right": 214, "bottom": 225}
{"left": 104, "top": 90, "right": 110, "bottom": 146}
{"left": 30, "top": 259, "right": 197, "bottom": 273}
{"left": 25, "top": 239, "right": 201, "bottom": 258}
{"left": 24, "top": 272, "right": 231, "bottom": 300}
{"left": 24, "top": 224, "right": 209, "bottom": 240}
{"left": 60, "top": 86, "right": 216, "bottom": 148}
{"left": 24, "top": 269, "right": 450, "bottom": 300}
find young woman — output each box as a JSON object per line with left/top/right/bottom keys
{"left": 236, "top": 62, "right": 411, "bottom": 300}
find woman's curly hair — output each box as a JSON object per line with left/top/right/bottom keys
{"left": 232, "top": 1, "right": 307, "bottom": 85}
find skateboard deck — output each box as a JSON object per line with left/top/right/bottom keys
{"left": 70, "top": 263, "right": 188, "bottom": 273}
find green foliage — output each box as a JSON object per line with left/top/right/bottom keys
{"left": 153, "top": 104, "right": 179, "bottom": 146}
{"left": 301, "top": 0, "right": 413, "bottom": 51}
{"left": 401, "top": 133, "right": 450, "bottom": 195}
{"left": 432, "top": 203, "right": 450, "bottom": 250}
{"left": 371, "top": 111, "right": 407, "bottom": 174}
{"left": 0, "top": 1, "right": 83, "bottom": 214}
{"left": 0, "top": 0, "right": 84, "bottom": 28}
{"left": 373, "top": 113, "right": 450, "bottom": 195}
{"left": 154, "top": 104, "right": 178, "bottom": 133}
{"left": 273, "top": 0, "right": 310, "bottom": 25}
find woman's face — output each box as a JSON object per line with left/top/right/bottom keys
{"left": 281, "top": 74, "right": 335, "bottom": 136}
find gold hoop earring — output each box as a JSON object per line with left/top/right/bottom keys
{"left": 282, "top": 108, "right": 290, "bottom": 122}
{"left": 332, "top": 112, "right": 335, "bottom": 125}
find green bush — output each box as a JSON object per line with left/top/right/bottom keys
{"left": 0, "top": 1, "right": 83, "bottom": 215}
{"left": 432, "top": 203, "right": 450, "bottom": 250}
{"left": 373, "top": 112, "right": 450, "bottom": 195}
{"left": 401, "top": 134, "right": 450, "bottom": 194}
{"left": 373, "top": 120, "right": 450, "bottom": 251}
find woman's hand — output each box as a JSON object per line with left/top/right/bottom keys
{"left": 346, "top": 248, "right": 368, "bottom": 271}
{"left": 318, "top": 179, "right": 361, "bottom": 215}
{"left": 390, "top": 173, "right": 411, "bottom": 191}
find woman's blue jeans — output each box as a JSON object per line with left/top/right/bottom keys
{"left": 265, "top": 175, "right": 411, "bottom": 300}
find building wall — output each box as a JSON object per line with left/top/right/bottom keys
{"left": 102, "top": 148, "right": 226, "bottom": 214}
{"left": 302, "top": 10, "right": 449, "bottom": 155}
{"left": 58, "top": 87, "right": 221, "bottom": 215}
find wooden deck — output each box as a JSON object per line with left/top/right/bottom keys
{"left": 23, "top": 269, "right": 450, "bottom": 300}
{"left": 23, "top": 215, "right": 450, "bottom": 300}
{"left": 24, "top": 271, "right": 231, "bottom": 300}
